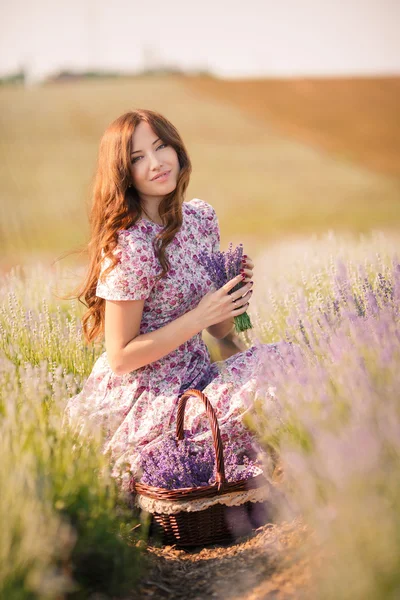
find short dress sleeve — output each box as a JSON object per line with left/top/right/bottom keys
{"left": 96, "top": 230, "right": 156, "bottom": 301}
{"left": 188, "top": 198, "right": 220, "bottom": 253}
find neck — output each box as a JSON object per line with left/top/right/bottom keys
{"left": 140, "top": 195, "right": 163, "bottom": 217}
{"left": 141, "top": 207, "right": 163, "bottom": 226}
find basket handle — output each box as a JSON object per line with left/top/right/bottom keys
{"left": 176, "top": 388, "right": 226, "bottom": 490}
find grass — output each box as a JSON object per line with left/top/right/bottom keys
{"left": 241, "top": 231, "right": 400, "bottom": 599}
{"left": 0, "top": 264, "right": 148, "bottom": 598}
{"left": 1, "top": 73, "right": 400, "bottom": 597}
{"left": 1, "top": 230, "right": 399, "bottom": 598}
{"left": 0, "top": 353, "right": 146, "bottom": 598}
{"left": 1, "top": 75, "right": 399, "bottom": 270}
{"left": 186, "top": 76, "right": 400, "bottom": 177}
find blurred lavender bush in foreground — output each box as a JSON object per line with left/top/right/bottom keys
{"left": 0, "top": 265, "right": 144, "bottom": 599}
{"left": 1, "top": 231, "right": 400, "bottom": 598}
{"left": 244, "top": 238, "right": 400, "bottom": 600}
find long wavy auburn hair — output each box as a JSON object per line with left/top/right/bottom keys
{"left": 63, "top": 109, "right": 192, "bottom": 344}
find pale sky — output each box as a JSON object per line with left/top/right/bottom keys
{"left": 1, "top": 0, "right": 399, "bottom": 81}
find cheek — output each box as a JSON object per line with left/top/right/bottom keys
{"left": 130, "top": 165, "right": 145, "bottom": 185}
{"left": 167, "top": 147, "right": 180, "bottom": 168}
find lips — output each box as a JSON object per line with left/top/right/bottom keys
{"left": 151, "top": 170, "right": 170, "bottom": 181}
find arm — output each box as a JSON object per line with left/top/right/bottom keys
{"left": 105, "top": 299, "right": 203, "bottom": 375}
{"left": 206, "top": 317, "right": 235, "bottom": 340}
{"left": 97, "top": 233, "right": 204, "bottom": 375}
{"left": 105, "top": 271, "right": 249, "bottom": 375}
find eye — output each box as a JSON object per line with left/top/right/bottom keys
{"left": 131, "top": 143, "right": 168, "bottom": 164}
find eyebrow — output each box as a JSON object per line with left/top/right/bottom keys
{"left": 131, "top": 138, "right": 162, "bottom": 155}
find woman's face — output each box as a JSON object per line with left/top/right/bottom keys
{"left": 129, "top": 121, "right": 180, "bottom": 202}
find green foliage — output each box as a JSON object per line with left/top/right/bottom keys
{"left": 1, "top": 231, "right": 400, "bottom": 598}
{"left": 245, "top": 233, "right": 400, "bottom": 600}
{"left": 0, "top": 264, "right": 102, "bottom": 381}
{"left": 0, "top": 336, "right": 143, "bottom": 600}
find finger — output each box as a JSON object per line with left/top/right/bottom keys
{"left": 229, "top": 291, "right": 253, "bottom": 314}
{"left": 231, "top": 294, "right": 252, "bottom": 311}
{"left": 232, "top": 300, "right": 250, "bottom": 315}
{"left": 241, "top": 255, "right": 254, "bottom": 268}
{"left": 230, "top": 281, "right": 253, "bottom": 302}
{"left": 240, "top": 267, "right": 253, "bottom": 279}
{"left": 241, "top": 288, "right": 253, "bottom": 304}
{"left": 222, "top": 273, "right": 246, "bottom": 293}
{"left": 240, "top": 271, "right": 253, "bottom": 284}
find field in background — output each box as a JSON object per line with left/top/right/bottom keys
{"left": 185, "top": 76, "right": 400, "bottom": 177}
{"left": 0, "top": 75, "right": 399, "bottom": 271}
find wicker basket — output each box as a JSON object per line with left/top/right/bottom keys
{"left": 130, "top": 388, "right": 274, "bottom": 547}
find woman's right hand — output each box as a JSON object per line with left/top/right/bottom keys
{"left": 193, "top": 274, "right": 253, "bottom": 330}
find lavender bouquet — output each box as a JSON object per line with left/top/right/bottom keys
{"left": 138, "top": 430, "right": 259, "bottom": 490}
{"left": 198, "top": 242, "right": 253, "bottom": 334}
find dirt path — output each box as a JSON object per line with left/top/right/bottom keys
{"left": 134, "top": 516, "right": 316, "bottom": 600}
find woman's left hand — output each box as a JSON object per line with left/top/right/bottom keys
{"left": 211, "top": 253, "right": 254, "bottom": 359}
{"left": 207, "top": 253, "right": 254, "bottom": 358}
{"left": 240, "top": 254, "right": 254, "bottom": 284}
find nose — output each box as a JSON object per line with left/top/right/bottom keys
{"left": 149, "top": 151, "right": 162, "bottom": 170}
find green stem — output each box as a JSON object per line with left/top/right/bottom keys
{"left": 229, "top": 281, "right": 253, "bottom": 333}
{"left": 233, "top": 311, "right": 253, "bottom": 333}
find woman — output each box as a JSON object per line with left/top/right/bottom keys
{"left": 63, "top": 109, "right": 284, "bottom": 493}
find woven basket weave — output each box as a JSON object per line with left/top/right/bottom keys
{"left": 130, "top": 388, "right": 273, "bottom": 547}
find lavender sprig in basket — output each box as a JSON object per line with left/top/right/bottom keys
{"left": 138, "top": 430, "right": 258, "bottom": 490}
{"left": 198, "top": 242, "right": 253, "bottom": 334}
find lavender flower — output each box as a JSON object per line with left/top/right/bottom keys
{"left": 244, "top": 256, "right": 400, "bottom": 600}
{"left": 138, "top": 430, "right": 259, "bottom": 489}
{"left": 198, "top": 242, "right": 253, "bottom": 333}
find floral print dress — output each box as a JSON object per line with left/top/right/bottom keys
{"left": 63, "top": 198, "right": 284, "bottom": 492}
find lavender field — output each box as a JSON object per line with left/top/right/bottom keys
{"left": 0, "top": 264, "right": 146, "bottom": 597}
{"left": 1, "top": 229, "right": 399, "bottom": 598}
{"left": 245, "top": 231, "right": 400, "bottom": 599}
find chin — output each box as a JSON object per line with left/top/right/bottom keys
{"left": 165, "top": 177, "right": 178, "bottom": 191}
